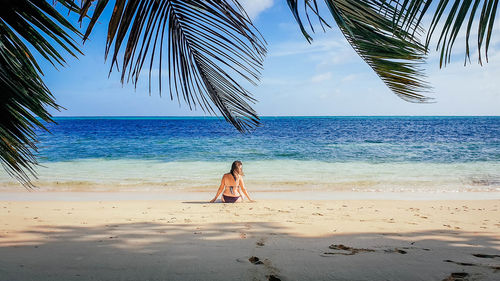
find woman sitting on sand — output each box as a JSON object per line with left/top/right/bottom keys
{"left": 210, "top": 161, "right": 254, "bottom": 203}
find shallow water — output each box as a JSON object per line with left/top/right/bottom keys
{"left": 1, "top": 117, "right": 499, "bottom": 192}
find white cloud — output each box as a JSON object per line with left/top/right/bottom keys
{"left": 310, "top": 72, "right": 332, "bottom": 83}
{"left": 238, "top": 0, "right": 273, "bottom": 20}
{"left": 341, "top": 74, "right": 358, "bottom": 82}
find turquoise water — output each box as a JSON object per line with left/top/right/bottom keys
{"left": 0, "top": 117, "right": 499, "bottom": 192}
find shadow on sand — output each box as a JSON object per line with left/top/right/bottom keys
{"left": 0, "top": 222, "right": 499, "bottom": 281}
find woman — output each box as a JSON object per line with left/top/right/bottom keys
{"left": 210, "top": 161, "right": 254, "bottom": 203}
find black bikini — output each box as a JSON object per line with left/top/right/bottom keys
{"left": 223, "top": 194, "right": 240, "bottom": 203}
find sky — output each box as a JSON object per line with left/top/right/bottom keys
{"left": 41, "top": 0, "right": 500, "bottom": 117}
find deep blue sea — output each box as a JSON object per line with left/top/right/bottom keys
{"left": 1, "top": 116, "right": 499, "bottom": 192}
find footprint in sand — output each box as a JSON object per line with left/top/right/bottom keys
{"left": 442, "top": 272, "right": 469, "bottom": 281}
{"left": 384, "top": 248, "right": 407, "bottom": 254}
{"left": 249, "top": 256, "right": 264, "bottom": 265}
{"left": 256, "top": 237, "right": 266, "bottom": 247}
{"left": 239, "top": 223, "right": 252, "bottom": 239}
{"left": 248, "top": 257, "right": 283, "bottom": 281}
{"left": 267, "top": 275, "right": 281, "bottom": 281}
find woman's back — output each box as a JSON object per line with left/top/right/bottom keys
{"left": 222, "top": 173, "right": 240, "bottom": 196}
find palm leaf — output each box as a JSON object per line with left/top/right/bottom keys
{"left": 386, "top": 0, "right": 498, "bottom": 67}
{"left": 78, "top": 0, "right": 267, "bottom": 132}
{"left": 287, "top": 0, "right": 431, "bottom": 102}
{"left": 0, "top": 0, "right": 81, "bottom": 187}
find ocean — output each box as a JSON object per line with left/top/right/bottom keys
{"left": 0, "top": 116, "right": 499, "bottom": 193}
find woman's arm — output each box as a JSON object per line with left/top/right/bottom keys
{"left": 239, "top": 177, "right": 254, "bottom": 202}
{"left": 210, "top": 175, "right": 225, "bottom": 203}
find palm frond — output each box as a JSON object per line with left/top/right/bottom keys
{"left": 79, "top": 0, "right": 267, "bottom": 132}
{"left": 385, "top": 0, "right": 498, "bottom": 67}
{"left": 287, "top": 0, "right": 431, "bottom": 102}
{"left": 0, "top": 0, "right": 81, "bottom": 187}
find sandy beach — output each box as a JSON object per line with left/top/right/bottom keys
{"left": 1, "top": 194, "right": 499, "bottom": 281}
{"left": 2, "top": 0, "right": 500, "bottom": 278}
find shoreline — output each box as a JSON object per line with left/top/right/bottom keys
{"left": 1, "top": 191, "right": 500, "bottom": 201}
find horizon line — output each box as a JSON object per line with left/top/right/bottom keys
{"left": 50, "top": 115, "right": 500, "bottom": 118}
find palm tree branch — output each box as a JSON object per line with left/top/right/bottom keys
{"left": 0, "top": 0, "right": 81, "bottom": 187}
{"left": 79, "top": 0, "right": 266, "bottom": 132}
{"left": 287, "top": 0, "right": 431, "bottom": 102}
{"left": 389, "top": 0, "right": 498, "bottom": 66}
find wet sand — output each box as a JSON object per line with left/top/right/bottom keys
{"left": 0, "top": 197, "right": 499, "bottom": 280}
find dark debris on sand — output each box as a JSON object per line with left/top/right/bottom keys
{"left": 442, "top": 272, "right": 469, "bottom": 281}
{"left": 472, "top": 253, "right": 500, "bottom": 259}
{"left": 324, "top": 244, "right": 375, "bottom": 256}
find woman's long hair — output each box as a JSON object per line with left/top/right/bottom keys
{"left": 230, "top": 161, "right": 244, "bottom": 181}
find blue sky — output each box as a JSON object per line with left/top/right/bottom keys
{"left": 43, "top": 0, "right": 500, "bottom": 116}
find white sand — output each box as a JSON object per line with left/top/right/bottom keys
{"left": 0, "top": 195, "right": 499, "bottom": 280}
